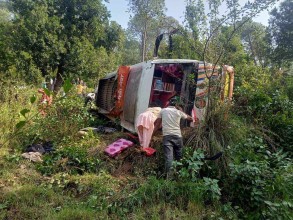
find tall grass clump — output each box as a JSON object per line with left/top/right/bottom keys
{"left": 0, "top": 80, "right": 37, "bottom": 151}
{"left": 109, "top": 176, "right": 209, "bottom": 216}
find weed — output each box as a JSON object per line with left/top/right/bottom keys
{"left": 172, "top": 148, "right": 205, "bottom": 181}
{"left": 0, "top": 185, "right": 66, "bottom": 219}
{"left": 36, "top": 145, "right": 101, "bottom": 175}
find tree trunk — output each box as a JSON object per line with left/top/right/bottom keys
{"left": 142, "top": 30, "right": 147, "bottom": 62}
{"left": 141, "top": 20, "right": 148, "bottom": 62}
{"left": 53, "top": 72, "right": 63, "bottom": 93}
{"left": 248, "top": 34, "right": 258, "bottom": 66}
{"left": 53, "top": 62, "right": 65, "bottom": 92}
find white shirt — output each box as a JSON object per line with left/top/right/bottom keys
{"left": 158, "top": 106, "right": 188, "bottom": 137}
{"left": 87, "top": 93, "right": 95, "bottom": 100}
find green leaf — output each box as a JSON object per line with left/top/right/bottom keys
{"left": 0, "top": 202, "right": 8, "bottom": 210}
{"left": 43, "top": 88, "right": 51, "bottom": 96}
{"left": 20, "top": 109, "right": 30, "bottom": 117}
{"left": 63, "top": 79, "right": 73, "bottom": 93}
{"left": 30, "top": 95, "right": 36, "bottom": 104}
{"left": 15, "top": 121, "right": 26, "bottom": 130}
{"left": 264, "top": 201, "right": 273, "bottom": 206}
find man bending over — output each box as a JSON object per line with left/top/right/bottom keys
{"left": 156, "top": 98, "right": 193, "bottom": 176}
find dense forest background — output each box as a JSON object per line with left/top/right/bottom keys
{"left": 0, "top": 0, "right": 292, "bottom": 219}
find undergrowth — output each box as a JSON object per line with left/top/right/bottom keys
{"left": 0, "top": 78, "right": 292, "bottom": 219}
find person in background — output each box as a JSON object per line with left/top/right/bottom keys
{"left": 136, "top": 106, "right": 162, "bottom": 149}
{"left": 38, "top": 88, "right": 53, "bottom": 116}
{"left": 76, "top": 77, "right": 80, "bottom": 85}
{"left": 84, "top": 92, "right": 95, "bottom": 106}
{"left": 41, "top": 81, "right": 47, "bottom": 89}
{"left": 49, "top": 78, "right": 55, "bottom": 91}
{"left": 76, "top": 80, "right": 84, "bottom": 96}
{"left": 82, "top": 82, "right": 87, "bottom": 96}
{"left": 155, "top": 98, "right": 193, "bottom": 176}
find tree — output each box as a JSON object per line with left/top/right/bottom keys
{"left": 185, "top": 0, "right": 206, "bottom": 41}
{"left": 8, "top": 0, "right": 123, "bottom": 89}
{"left": 268, "top": 0, "right": 293, "bottom": 66}
{"left": 219, "top": 26, "right": 247, "bottom": 67}
{"left": 176, "top": 0, "right": 280, "bottom": 158}
{"left": 121, "top": 33, "right": 141, "bottom": 65}
{"left": 0, "top": 2, "right": 11, "bottom": 23}
{"left": 240, "top": 21, "right": 270, "bottom": 67}
{"left": 127, "top": 0, "right": 166, "bottom": 61}
{"left": 152, "top": 16, "right": 182, "bottom": 58}
{"left": 0, "top": 0, "right": 14, "bottom": 76}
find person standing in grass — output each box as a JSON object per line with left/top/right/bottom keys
{"left": 76, "top": 80, "right": 84, "bottom": 97}
{"left": 38, "top": 88, "right": 53, "bottom": 116}
{"left": 156, "top": 98, "right": 193, "bottom": 175}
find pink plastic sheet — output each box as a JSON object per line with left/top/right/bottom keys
{"left": 104, "top": 138, "right": 134, "bottom": 157}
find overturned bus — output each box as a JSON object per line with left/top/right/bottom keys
{"left": 95, "top": 59, "right": 234, "bottom": 133}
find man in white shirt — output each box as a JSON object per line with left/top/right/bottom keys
{"left": 156, "top": 98, "right": 193, "bottom": 174}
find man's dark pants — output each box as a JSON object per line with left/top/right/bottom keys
{"left": 163, "top": 135, "right": 183, "bottom": 173}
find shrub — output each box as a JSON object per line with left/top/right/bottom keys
{"left": 22, "top": 93, "right": 94, "bottom": 144}
{"left": 36, "top": 145, "right": 101, "bottom": 175}
{"left": 234, "top": 65, "right": 293, "bottom": 154}
{"left": 225, "top": 136, "right": 293, "bottom": 219}
{"left": 172, "top": 148, "right": 205, "bottom": 182}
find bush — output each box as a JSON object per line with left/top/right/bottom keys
{"left": 26, "top": 94, "right": 93, "bottom": 143}
{"left": 225, "top": 135, "right": 293, "bottom": 219}
{"left": 37, "top": 145, "right": 101, "bottom": 175}
{"left": 172, "top": 148, "right": 205, "bottom": 182}
{"left": 10, "top": 87, "right": 96, "bottom": 151}
{"left": 234, "top": 65, "right": 293, "bottom": 153}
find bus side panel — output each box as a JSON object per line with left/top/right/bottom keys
{"left": 121, "top": 61, "right": 154, "bottom": 132}
{"left": 134, "top": 61, "right": 155, "bottom": 129}
{"left": 122, "top": 63, "right": 144, "bottom": 124}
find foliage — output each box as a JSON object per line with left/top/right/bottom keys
{"left": 11, "top": 86, "right": 93, "bottom": 149}
{"left": 0, "top": 1, "right": 292, "bottom": 219}
{"left": 165, "top": 31, "right": 202, "bottom": 60}
{"left": 120, "top": 33, "right": 141, "bottom": 65}
{"left": 173, "top": 148, "right": 205, "bottom": 182}
{"left": 218, "top": 26, "right": 248, "bottom": 66}
{"left": 225, "top": 135, "right": 293, "bottom": 219}
{"left": 185, "top": 0, "right": 206, "bottom": 41}
{"left": 268, "top": 0, "right": 293, "bottom": 66}
{"left": 2, "top": 0, "right": 123, "bottom": 88}
{"left": 0, "top": 80, "right": 37, "bottom": 149}
{"left": 234, "top": 64, "right": 293, "bottom": 153}
{"left": 240, "top": 21, "right": 270, "bottom": 67}
{"left": 127, "top": 0, "right": 166, "bottom": 61}
{"left": 37, "top": 145, "right": 101, "bottom": 175}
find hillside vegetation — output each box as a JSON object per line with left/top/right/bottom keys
{"left": 0, "top": 0, "right": 292, "bottom": 219}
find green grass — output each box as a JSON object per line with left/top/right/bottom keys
{"left": 1, "top": 186, "right": 63, "bottom": 219}
{"left": 46, "top": 207, "right": 103, "bottom": 220}
{"left": 0, "top": 82, "right": 292, "bottom": 219}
